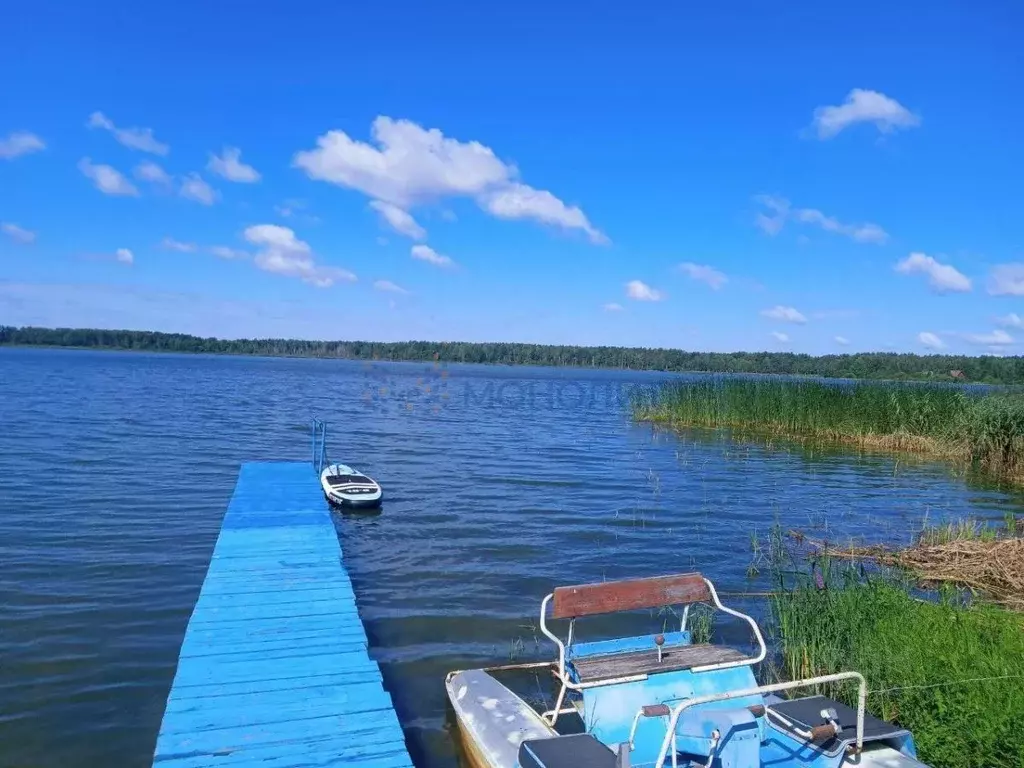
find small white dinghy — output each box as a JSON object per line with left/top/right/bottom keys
{"left": 319, "top": 462, "right": 383, "bottom": 510}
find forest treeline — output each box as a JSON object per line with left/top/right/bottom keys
{"left": 3, "top": 325, "right": 1023, "bottom": 383}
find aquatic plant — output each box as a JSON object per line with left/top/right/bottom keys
{"left": 769, "top": 559, "right": 1024, "bottom": 768}
{"left": 632, "top": 378, "right": 1024, "bottom": 483}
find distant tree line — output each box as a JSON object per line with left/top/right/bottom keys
{"left": 3, "top": 325, "right": 1023, "bottom": 383}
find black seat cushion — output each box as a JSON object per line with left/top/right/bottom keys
{"left": 519, "top": 734, "right": 617, "bottom": 768}
{"left": 769, "top": 695, "right": 910, "bottom": 756}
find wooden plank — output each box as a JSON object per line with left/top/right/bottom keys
{"left": 152, "top": 462, "right": 412, "bottom": 768}
{"left": 572, "top": 644, "right": 749, "bottom": 682}
{"left": 551, "top": 572, "right": 711, "bottom": 619}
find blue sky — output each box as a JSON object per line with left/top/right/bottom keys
{"left": 1, "top": 1, "right": 1022, "bottom": 354}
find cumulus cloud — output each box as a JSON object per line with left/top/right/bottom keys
{"left": 179, "top": 173, "right": 218, "bottom": 205}
{"left": 373, "top": 279, "right": 409, "bottom": 295}
{"left": 115, "top": 248, "right": 134, "bottom": 265}
{"left": 988, "top": 264, "right": 1024, "bottom": 296}
{"left": 997, "top": 313, "right": 1024, "bottom": 329}
{"left": 0, "top": 131, "right": 45, "bottom": 160}
{"left": 603, "top": 302, "right": 623, "bottom": 312}
{"left": 754, "top": 195, "right": 887, "bottom": 243}
{"left": 160, "top": 237, "right": 196, "bottom": 253}
{"left": 959, "top": 329, "right": 1014, "bottom": 347}
{"left": 209, "top": 245, "right": 248, "bottom": 260}
{"left": 918, "top": 331, "right": 945, "bottom": 350}
{"left": 761, "top": 305, "right": 807, "bottom": 324}
{"left": 771, "top": 331, "right": 790, "bottom": 342}
{"left": 895, "top": 252, "right": 971, "bottom": 293}
{"left": 78, "top": 158, "right": 139, "bottom": 196}
{"left": 810, "top": 89, "right": 920, "bottom": 139}
{"left": 134, "top": 161, "right": 172, "bottom": 185}
{"left": 293, "top": 116, "right": 605, "bottom": 243}
{"left": 243, "top": 224, "right": 355, "bottom": 287}
{"left": 87, "top": 111, "right": 169, "bottom": 155}
{"left": 410, "top": 244, "right": 455, "bottom": 268}
{"left": 625, "top": 280, "right": 665, "bottom": 302}
{"left": 2, "top": 223, "right": 36, "bottom": 244}
{"left": 677, "top": 262, "right": 727, "bottom": 290}
{"left": 370, "top": 200, "right": 426, "bottom": 240}
{"left": 207, "top": 147, "right": 260, "bottom": 183}
{"left": 834, "top": 336, "right": 850, "bottom": 346}
{"left": 479, "top": 183, "right": 607, "bottom": 244}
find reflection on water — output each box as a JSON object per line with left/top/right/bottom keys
{"left": 0, "top": 348, "right": 1020, "bottom": 767}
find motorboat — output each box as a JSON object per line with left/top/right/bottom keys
{"left": 445, "top": 572, "right": 928, "bottom": 768}
{"left": 319, "top": 462, "right": 382, "bottom": 509}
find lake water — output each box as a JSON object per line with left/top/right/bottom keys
{"left": 1, "top": 348, "right": 1020, "bottom": 767}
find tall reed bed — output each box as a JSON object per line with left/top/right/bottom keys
{"left": 632, "top": 378, "right": 1024, "bottom": 480}
{"left": 770, "top": 562, "right": 1024, "bottom": 768}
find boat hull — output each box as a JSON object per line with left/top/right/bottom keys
{"left": 319, "top": 463, "right": 382, "bottom": 509}
{"left": 445, "top": 670, "right": 556, "bottom": 768}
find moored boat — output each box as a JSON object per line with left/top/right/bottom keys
{"left": 319, "top": 462, "right": 383, "bottom": 509}
{"left": 446, "top": 572, "right": 929, "bottom": 768}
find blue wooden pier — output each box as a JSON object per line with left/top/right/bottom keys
{"left": 152, "top": 461, "right": 412, "bottom": 768}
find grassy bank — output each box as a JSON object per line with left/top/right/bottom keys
{"left": 771, "top": 566, "right": 1024, "bottom": 768}
{"left": 633, "top": 378, "right": 1024, "bottom": 481}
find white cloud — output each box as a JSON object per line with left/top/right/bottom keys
{"left": 761, "top": 305, "right": 807, "bottom": 324}
{"left": 160, "top": 237, "right": 196, "bottom": 253}
{"left": 754, "top": 195, "right": 789, "bottom": 236}
{"left": 603, "top": 302, "right": 623, "bottom": 312}
{"left": 895, "top": 252, "right": 971, "bottom": 293}
{"left": 996, "top": 313, "right": 1024, "bottom": 329}
{"left": 243, "top": 224, "right": 355, "bottom": 287}
{"left": 834, "top": 336, "right": 850, "bottom": 346}
{"left": 373, "top": 279, "right": 409, "bottom": 295}
{"left": 78, "top": 158, "right": 139, "bottom": 196}
{"left": 771, "top": 331, "right": 790, "bottom": 343}
{"left": 918, "top": 331, "right": 945, "bottom": 350}
{"left": 87, "top": 111, "right": 169, "bottom": 155}
{"left": 754, "top": 195, "right": 887, "bottom": 243}
{"left": 115, "top": 248, "right": 134, "bottom": 265}
{"left": 480, "top": 183, "right": 607, "bottom": 244}
{"left": 959, "top": 329, "right": 1014, "bottom": 346}
{"left": 370, "top": 200, "right": 426, "bottom": 240}
{"left": 811, "top": 89, "right": 920, "bottom": 140}
{"left": 134, "top": 161, "right": 172, "bottom": 185}
{"left": 677, "top": 262, "right": 727, "bottom": 290}
{"left": 293, "top": 116, "right": 605, "bottom": 242}
{"left": 410, "top": 244, "right": 455, "bottom": 268}
{"left": 0, "top": 131, "right": 45, "bottom": 160}
{"left": 625, "top": 280, "right": 665, "bottom": 302}
{"left": 209, "top": 245, "right": 248, "bottom": 260}
{"left": 793, "top": 208, "right": 889, "bottom": 244}
{"left": 987, "top": 263, "right": 1024, "bottom": 296}
{"left": 179, "top": 173, "right": 218, "bottom": 205}
{"left": 1, "top": 223, "right": 36, "bottom": 244}
{"left": 207, "top": 146, "right": 260, "bottom": 183}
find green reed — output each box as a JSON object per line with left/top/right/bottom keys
{"left": 632, "top": 379, "right": 1024, "bottom": 481}
{"left": 769, "top": 559, "right": 1024, "bottom": 768}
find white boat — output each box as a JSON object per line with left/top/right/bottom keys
{"left": 319, "top": 462, "right": 383, "bottom": 509}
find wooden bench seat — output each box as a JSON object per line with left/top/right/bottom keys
{"left": 569, "top": 644, "right": 751, "bottom": 682}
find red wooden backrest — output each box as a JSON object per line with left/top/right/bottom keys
{"left": 550, "top": 572, "right": 711, "bottom": 620}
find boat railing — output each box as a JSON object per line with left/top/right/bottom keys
{"left": 538, "top": 573, "right": 767, "bottom": 725}
{"left": 312, "top": 417, "right": 328, "bottom": 475}
{"left": 648, "top": 671, "right": 867, "bottom": 768}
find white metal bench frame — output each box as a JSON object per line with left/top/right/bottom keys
{"left": 538, "top": 577, "right": 767, "bottom": 725}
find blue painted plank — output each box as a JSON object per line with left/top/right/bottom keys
{"left": 152, "top": 462, "right": 412, "bottom": 768}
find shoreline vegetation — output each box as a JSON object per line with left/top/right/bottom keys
{"left": 769, "top": 519, "right": 1024, "bottom": 768}
{"left": 4, "top": 325, "right": 1024, "bottom": 384}
{"left": 633, "top": 378, "right": 1024, "bottom": 484}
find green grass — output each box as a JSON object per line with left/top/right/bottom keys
{"left": 770, "top": 562, "right": 1024, "bottom": 768}
{"left": 632, "top": 378, "right": 1024, "bottom": 481}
